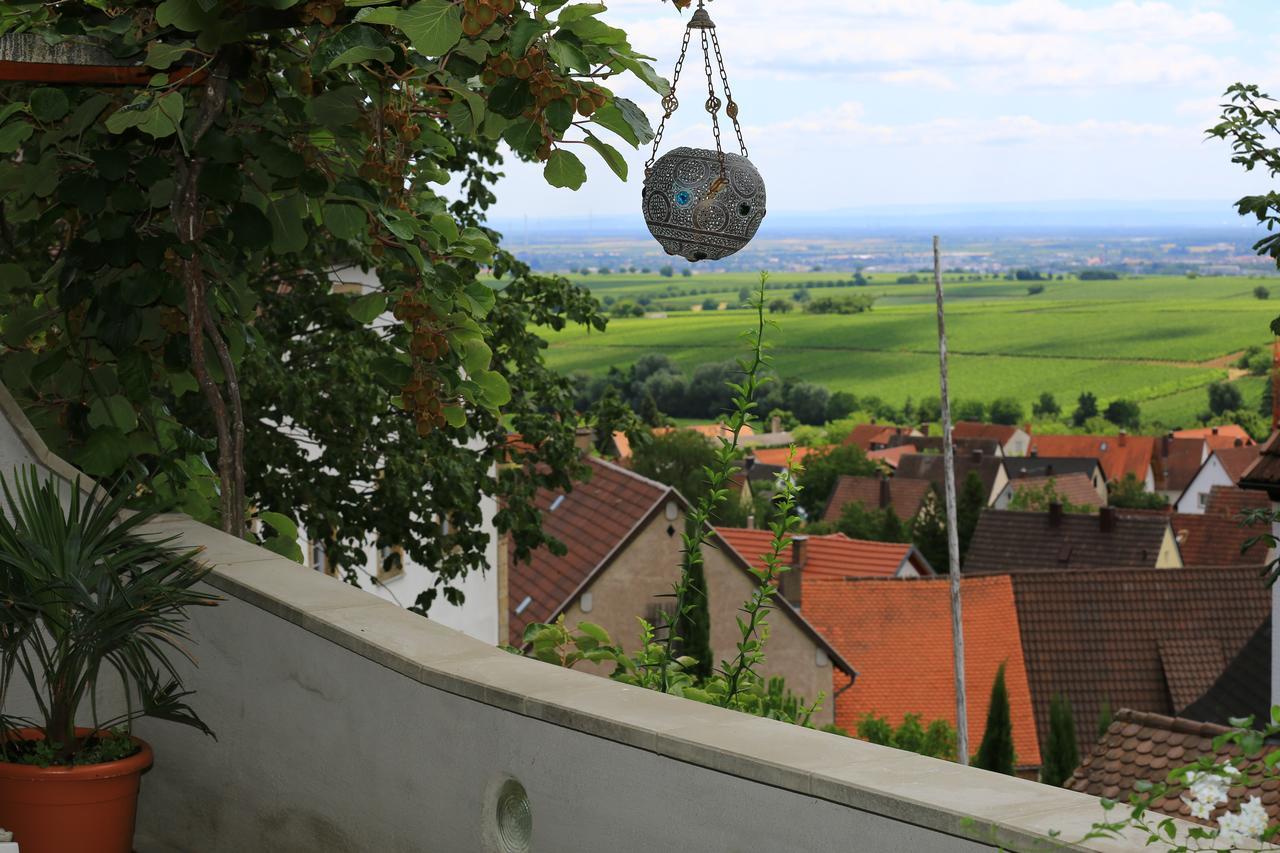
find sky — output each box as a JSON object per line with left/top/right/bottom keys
{"left": 483, "top": 0, "right": 1280, "bottom": 223}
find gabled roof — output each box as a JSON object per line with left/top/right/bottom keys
{"left": 1010, "top": 566, "right": 1269, "bottom": 756}
{"left": 1026, "top": 433, "right": 1155, "bottom": 482}
{"left": 964, "top": 510, "right": 1174, "bottom": 573}
{"left": 1180, "top": 615, "right": 1271, "bottom": 727}
{"left": 841, "top": 423, "right": 918, "bottom": 452}
{"left": 1003, "top": 473, "right": 1103, "bottom": 509}
{"left": 1215, "top": 443, "right": 1262, "bottom": 482}
{"left": 1067, "top": 709, "right": 1280, "bottom": 826}
{"left": 889, "top": 434, "right": 1004, "bottom": 458}
{"left": 802, "top": 575, "right": 1041, "bottom": 768}
{"left": 894, "top": 452, "right": 1006, "bottom": 501}
{"left": 952, "top": 421, "right": 1023, "bottom": 445}
{"left": 1006, "top": 456, "right": 1104, "bottom": 481}
{"left": 821, "top": 475, "right": 933, "bottom": 524}
{"left": 748, "top": 446, "right": 815, "bottom": 469}
{"left": 652, "top": 422, "right": 755, "bottom": 440}
{"left": 716, "top": 527, "right": 932, "bottom": 579}
{"left": 1155, "top": 436, "right": 1206, "bottom": 493}
{"left": 866, "top": 445, "right": 913, "bottom": 469}
{"left": 1173, "top": 424, "right": 1255, "bottom": 451}
{"left": 508, "top": 456, "right": 671, "bottom": 644}
{"left": 1168, "top": 488, "right": 1271, "bottom": 566}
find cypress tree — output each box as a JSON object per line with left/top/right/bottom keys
{"left": 880, "top": 506, "right": 908, "bottom": 543}
{"left": 1097, "top": 699, "right": 1113, "bottom": 738}
{"left": 957, "top": 471, "right": 987, "bottom": 558}
{"left": 974, "top": 664, "right": 1016, "bottom": 774}
{"left": 676, "top": 556, "right": 714, "bottom": 680}
{"left": 1040, "top": 693, "right": 1080, "bottom": 787}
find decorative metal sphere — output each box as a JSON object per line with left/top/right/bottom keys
{"left": 642, "top": 146, "right": 766, "bottom": 262}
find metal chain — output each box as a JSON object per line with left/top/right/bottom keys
{"left": 645, "top": 26, "right": 692, "bottom": 176}
{"left": 700, "top": 27, "right": 726, "bottom": 183}
{"left": 709, "top": 26, "right": 748, "bottom": 159}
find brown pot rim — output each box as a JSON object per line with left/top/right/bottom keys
{"left": 0, "top": 727, "right": 153, "bottom": 780}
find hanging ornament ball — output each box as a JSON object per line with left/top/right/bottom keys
{"left": 642, "top": 147, "right": 767, "bottom": 262}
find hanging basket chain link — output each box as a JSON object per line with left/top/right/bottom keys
{"left": 645, "top": 1, "right": 747, "bottom": 179}
{"left": 645, "top": 26, "right": 692, "bottom": 176}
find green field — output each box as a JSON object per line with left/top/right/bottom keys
{"left": 542, "top": 273, "right": 1279, "bottom": 428}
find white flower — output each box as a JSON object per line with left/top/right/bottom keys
{"left": 1187, "top": 798, "right": 1214, "bottom": 820}
{"left": 1186, "top": 770, "right": 1232, "bottom": 808}
{"left": 1217, "top": 796, "right": 1271, "bottom": 847}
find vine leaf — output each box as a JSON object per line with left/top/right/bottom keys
{"left": 397, "top": 0, "right": 463, "bottom": 57}
{"left": 544, "top": 149, "right": 586, "bottom": 190}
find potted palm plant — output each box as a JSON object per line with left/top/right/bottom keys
{"left": 0, "top": 467, "right": 218, "bottom": 853}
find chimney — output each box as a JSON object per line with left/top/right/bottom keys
{"left": 1234, "top": 438, "right": 1244, "bottom": 447}
{"left": 1211, "top": 427, "right": 1219, "bottom": 436}
{"left": 771, "top": 414, "right": 782, "bottom": 434}
{"left": 1162, "top": 433, "right": 1172, "bottom": 459}
{"left": 1046, "top": 464, "right": 1055, "bottom": 476}
{"left": 919, "top": 423, "right": 930, "bottom": 436}
{"left": 746, "top": 513, "right": 755, "bottom": 529}
{"left": 781, "top": 536, "right": 808, "bottom": 608}
{"left": 971, "top": 447, "right": 984, "bottom": 462}
{"left": 870, "top": 417, "right": 877, "bottom": 425}
{"left": 1118, "top": 430, "right": 1127, "bottom": 448}
{"left": 1100, "top": 506, "right": 1117, "bottom": 533}
{"left": 1030, "top": 448, "right": 1039, "bottom": 458}
{"left": 1048, "top": 502, "right": 1064, "bottom": 527}
{"left": 574, "top": 426, "right": 594, "bottom": 453}
{"left": 879, "top": 475, "right": 891, "bottom": 509}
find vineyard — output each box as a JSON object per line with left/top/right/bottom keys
{"left": 541, "top": 273, "right": 1280, "bottom": 426}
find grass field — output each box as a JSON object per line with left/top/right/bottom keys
{"left": 541, "top": 273, "right": 1280, "bottom": 428}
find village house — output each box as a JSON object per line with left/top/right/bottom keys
{"left": 720, "top": 527, "right": 934, "bottom": 581}
{"left": 1010, "top": 565, "right": 1268, "bottom": 757}
{"left": 800, "top": 575, "right": 1043, "bottom": 777}
{"left": 1173, "top": 424, "right": 1256, "bottom": 451}
{"left": 821, "top": 474, "right": 934, "bottom": 525}
{"left": 1154, "top": 434, "right": 1209, "bottom": 504}
{"left": 507, "top": 455, "right": 854, "bottom": 727}
{"left": 952, "top": 421, "right": 1031, "bottom": 456}
{"left": 841, "top": 423, "right": 922, "bottom": 453}
{"left": 887, "top": 433, "right": 1005, "bottom": 458}
{"left": 895, "top": 448, "right": 1009, "bottom": 507}
{"left": 1027, "top": 432, "right": 1156, "bottom": 490}
{"left": 1004, "top": 456, "right": 1108, "bottom": 503}
{"left": 964, "top": 507, "right": 1182, "bottom": 573}
{"left": 1175, "top": 442, "right": 1261, "bottom": 513}
{"left": 993, "top": 472, "right": 1103, "bottom": 511}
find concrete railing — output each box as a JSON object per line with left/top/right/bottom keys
{"left": 0, "top": 385, "right": 1167, "bottom": 852}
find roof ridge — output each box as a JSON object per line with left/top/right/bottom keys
{"left": 585, "top": 454, "right": 679, "bottom": 500}
{"left": 1113, "top": 707, "right": 1234, "bottom": 737}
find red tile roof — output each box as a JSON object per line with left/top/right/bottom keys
{"left": 952, "top": 422, "right": 1021, "bottom": 445}
{"left": 1173, "top": 424, "right": 1255, "bottom": 451}
{"left": 717, "top": 527, "right": 930, "bottom": 579}
{"left": 1239, "top": 431, "right": 1280, "bottom": 497}
{"left": 842, "top": 423, "right": 917, "bottom": 452}
{"left": 1005, "top": 473, "right": 1103, "bottom": 509}
{"left": 1156, "top": 437, "right": 1207, "bottom": 493}
{"left": 1169, "top": 514, "right": 1269, "bottom": 568}
{"left": 1216, "top": 444, "right": 1262, "bottom": 483}
{"left": 802, "top": 575, "right": 1042, "bottom": 768}
{"left": 821, "top": 475, "right": 933, "bottom": 524}
{"left": 1067, "top": 709, "right": 1280, "bottom": 826}
{"left": 866, "top": 445, "right": 912, "bottom": 469}
{"left": 1009, "top": 566, "right": 1269, "bottom": 757}
{"left": 749, "top": 446, "right": 816, "bottom": 469}
{"left": 507, "top": 456, "right": 670, "bottom": 645}
{"left": 1027, "top": 433, "right": 1155, "bottom": 482}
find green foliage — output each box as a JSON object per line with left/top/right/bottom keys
{"left": 1208, "top": 381, "right": 1245, "bottom": 416}
{"left": 0, "top": 0, "right": 659, "bottom": 550}
{"left": 1108, "top": 474, "right": 1168, "bottom": 510}
{"left": 1256, "top": 285, "right": 1270, "bottom": 300}
{"left": 855, "top": 712, "right": 958, "bottom": 761}
{"left": 973, "top": 664, "right": 1016, "bottom": 775}
{"left": 0, "top": 468, "right": 218, "bottom": 765}
{"left": 767, "top": 298, "right": 793, "bottom": 314}
{"left": 631, "top": 429, "right": 720, "bottom": 506}
{"left": 989, "top": 397, "right": 1025, "bottom": 426}
{"left": 1008, "top": 478, "right": 1091, "bottom": 514}
{"left": 912, "top": 489, "right": 950, "bottom": 573}
{"left": 1073, "top": 392, "right": 1099, "bottom": 426}
{"left": 1104, "top": 399, "right": 1142, "bottom": 429}
{"left": 954, "top": 400, "right": 987, "bottom": 422}
{"left": 957, "top": 471, "right": 987, "bottom": 557}
{"left": 802, "top": 294, "right": 876, "bottom": 315}
{"left": 826, "top": 391, "right": 859, "bottom": 421}
{"left": 1041, "top": 694, "right": 1080, "bottom": 787}
{"left": 1033, "top": 392, "right": 1061, "bottom": 418}
{"left": 834, "top": 501, "right": 910, "bottom": 544}
{"left": 796, "top": 443, "right": 879, "bottom": 517}
{"left": 1097, "top": 699, "right": 1113, "bottom": 738}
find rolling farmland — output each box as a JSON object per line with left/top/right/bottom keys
{"left": 540, "top": 273, "right": 1280, "bottom": 427}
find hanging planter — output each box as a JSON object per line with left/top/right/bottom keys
{"left": 0, "top": 33, "right": 206, "bottom": 86}
{"left": 642, "top": 3, "right": 765, "bottom": 262}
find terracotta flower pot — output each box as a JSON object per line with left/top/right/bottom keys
{"left": 0, "top": 727, "right": 153, "bottom": 853}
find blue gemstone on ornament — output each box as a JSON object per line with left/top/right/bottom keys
{"left": 674, "top": 189, "right": 692, "bottom": 207}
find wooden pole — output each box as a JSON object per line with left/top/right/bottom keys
{"left": 933, "top": 235, "right": 969, "bottom": 765}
